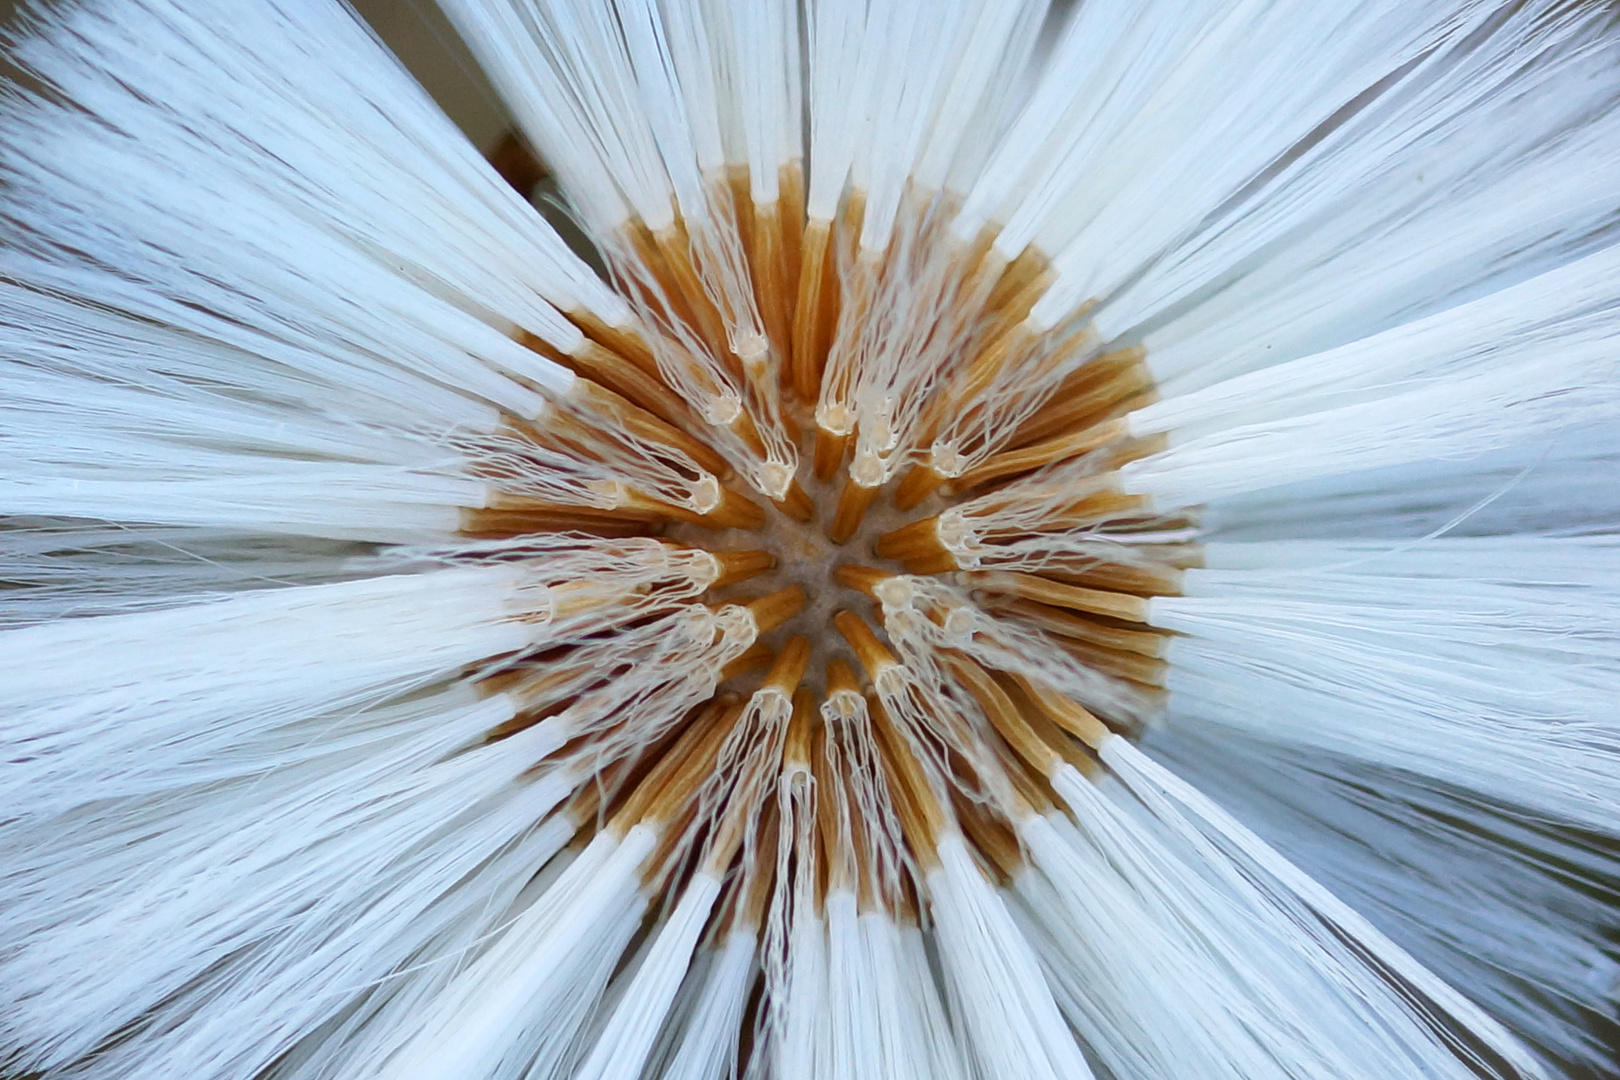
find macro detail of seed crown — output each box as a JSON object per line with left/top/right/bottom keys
{"left": 1, "top": 1, "right": 1618, "bottom": 1079}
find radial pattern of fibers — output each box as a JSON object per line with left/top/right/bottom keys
{"left": 1, "top": 1, "right": 1619, "bottom": 1080}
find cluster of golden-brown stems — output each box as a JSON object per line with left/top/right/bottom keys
{"left": 462, "top": 162, "right": 1194, "bottom": 921}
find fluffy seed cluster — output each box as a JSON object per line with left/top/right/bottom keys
{"left": 1, "top": 1, "right": 1619, "bottom": 1079}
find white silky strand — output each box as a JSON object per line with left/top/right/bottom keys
{"left": 0, "top": 253, "right": 511, "bottom": 435}
{"left": 898, "top": 925, "right": 969, "bottom": 1080}
{"left": 1149, "top": 537, "right": 1620, "bottom": 832}
{"left": 802, "top": 0, "right": 868, "bottom": 225}
{"left": 823, "top": 891, "right": 873, "bottom": 1080}
{"left": 952, "top": 0, "right": 1227, "bottom": 247}
{"left": 1048, "top": 764, "right": 1515, "bottom": 1080}
{"left": 0, "top": 281, "right": 512, "bottom": 543}
{"left": 1090, "top": 1, "right": 1607, "bottom": 338}
{"left": 1025, "top": 0, "right": 1505, "bottom": 328}
{"left": 1116, "top": 232, "right": 1620, "bottom": 516}
{"left": 1197, "top": 534, "right": 1620, "bottom": 580}
{"left": 1139, "top": 73, "right": 1620, "bottom": 396}
{"left": 926, "top": 833, "right": 1097, "bottom": 1080}
{"left": 0, "top": 565, "right": 536, "bottom": 818}
{"left": 1095, "top": 740, "right": 1547, "bottom": 1080}
{"left": 821, "top": 896, "right": 946, "bottom": 1080}
{"left": 1147, "top": 724, "right": 1620, "bottom": 1071}
{"left": 1012, "top": 814, "right": 1263, "bottom": 1080}
{"left": 1202, "top": 425, "right": 1620, "bottom": 541}
{"left": 815, "top": 0, "right": 1051, "bottom": 484}
{"left": 572, "top": 873, "right": 725, "bottom": 1080}
{"left": 273, "top": 815, "right": 578, "bottom": 1080}
{"left": 2, "top": 0, "right": 720, "bottom": 514}
{"left": 0, "top": 351, "right": 566, "bottom": 557}
{"left": 420, "top": 1, "right": 657, "bottom": 235}
{"left": 760, "top": 761, "right": 822, "bottom": 1080}
{"left": 21, "top": 0, "right": 631, "bottom": 338}
{"left": 0, "top": 102, "right": 567, "bottom": 417}
{"left": 1129, "top": 243, "right": 1620, "bottom": 443}
{"left": 712, "top": 0, "right": 801, "bottom": 202}
{"left": 658, "top": 930, "right": 758, "bottom": 1080}
{"left": 0, "top": 525, "right": 376, "bottom": 625}
{"left": 1122, "top": 348, "right": 1620, "bottom": 511}
{"left": 913, "top": 0, "right": 1048, "bottom": 199}
{"left": 370, "top": 824, "right": 657, "bottom": 1080}
{"left": 0, "top": 687, "right": 577, "bottom": 1080}
{"left": 855, "top": 912, "right": 922, "bottom": 1080}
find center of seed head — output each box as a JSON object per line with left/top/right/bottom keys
{"left": 667, "top": 427, "right": 937, "bottom": 691}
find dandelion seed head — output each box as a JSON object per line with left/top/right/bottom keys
{"left": 1, "top": 0, "right": 1618, "bottom": 1078}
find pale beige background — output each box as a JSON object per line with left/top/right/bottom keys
{"left": 347, "top": 0, "right": 512, "bottom": 152}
